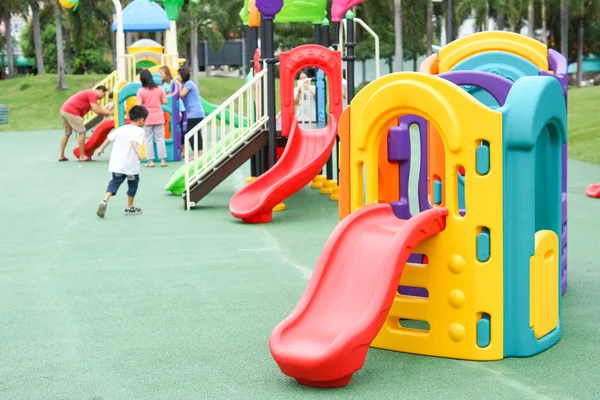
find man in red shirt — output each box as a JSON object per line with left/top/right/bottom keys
{"left": 59, "top": 85, "right": 113, "bottom": 162}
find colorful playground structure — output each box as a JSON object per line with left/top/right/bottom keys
{"left": 71, "top": 0, "right": 248, "bottom": 163}
{"left": 230, "top": 0, "right": 567, "bottom": 390}
{"left": 63, "top": 0, "right": 572, "bottom": 391}
{"left": 270, "top": 68, "right": 566, "bottom": 389}
{"left": 177, "top": 0, "right": 379, "bottom": 212}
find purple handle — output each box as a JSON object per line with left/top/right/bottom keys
{"left": 438, "top": 70, "right": 513, "bottom": 106}
{"left": 255, "top": 0, "right": 283, "bottom": 19}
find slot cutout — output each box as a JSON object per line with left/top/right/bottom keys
{"left": 399, "top": 319, "right": 430, "bottom": 332}
{"left": 477, "top": 312, "right": 491, "bottom": 348}
{"left": 457, "top": 165, "right": 466, "bottom": 217}
{"left": 398, "top": 286, "right": 429, "bottom": 299}
{"left": 433, "top": 177, "right": 442, "bottom": 205}
{"left": 476, "top": 227, "right": 491, "bottom": 262}
{"left": 408, "top": 123, "right": 422, "bottom": 216}
{"left": 476, "top": 140, "right": 490, "bottom": 175}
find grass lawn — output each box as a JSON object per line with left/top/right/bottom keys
{"left": 1, "top": 73, "right": 599, "bottom": 164}
{"left": 0, "top": 73, "right": 253, "bottom": 132}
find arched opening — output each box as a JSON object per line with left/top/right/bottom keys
{"left": 278, "top": 45, "right": 343, "bottom": 137}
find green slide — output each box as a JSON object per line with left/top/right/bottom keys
{"left": 200, "top": 96, "right": 248, "bottom": 128}
{"left": 165, "top": 128, "right": 243, "bottom": 195}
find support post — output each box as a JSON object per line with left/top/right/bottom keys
{"left": 322, "top": 18, "right": 334, "bottom": 182}
{"left": 446, "top": 0, "right": 453, "bottom": 44}
{"left": 246, "top": 25, "right": 259, "bottom": 178}
{"left": 255, "top": 0, "right": 283, "bottom": 171}
{"left": 345, "top": 11, "right": 356, "bottom": 103}
{"left": 111, "top": 0, "right": 126, "bottom": 81}
{"left": 263, "top": 19, "right": 277, "bottom": 168}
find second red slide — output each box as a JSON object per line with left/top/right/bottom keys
{"left": 229, "top": 115, "right": 338, "bottom": 223}
{"left": 269, "top": 205, "right": 448, "bottom": 388}
{"left": 73, "top": 119, "right": 115, "bottom": 158}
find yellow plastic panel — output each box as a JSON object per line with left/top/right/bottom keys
{"left": 438, "top": 31, "right": 549, "bottom": 73}
{"left": 530, "top": 230, "right": 559, "bottom": 339}
{"left": 346, "top": 72, "right": 504, "bottom": 360}
{"left": 112, "top": 80, "right": 128, "bottom": 128}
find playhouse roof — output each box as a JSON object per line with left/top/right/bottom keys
{"left": 112, "top": 0, "right": 170, "bottom": 32}
{"left": 129, "top": 39, "right": 163, "bottom": 49}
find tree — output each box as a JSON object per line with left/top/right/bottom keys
{"left": 177, "top": 0, "right": 229, "bottom": 81}
{"left": 426, "top": 0, "right": 433, "bottom": 56}
{"left": 560, "top": 0, "right": 568, "bottom": 57}
{"left": 2, "top": 0, "right": 28, "bottom": 78}
{"left": 394, "top": 0, "right": 403, "bottom": 71}
{"left": 29, "top": 0, "right": 45, "bottom": 74}
{"left": 55, "top": 0, "right": 67, "bottom": 90}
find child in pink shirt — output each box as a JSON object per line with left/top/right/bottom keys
{"left": 136, "top": 69, "right": 168, "bottom": 167}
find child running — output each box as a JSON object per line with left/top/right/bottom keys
{"left": 95, "top": 105, "right": 148, "bottom": 218}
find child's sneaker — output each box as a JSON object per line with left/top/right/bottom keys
{"left": 124, "top": 207, "right": 142, "bottom": 215}
{"left": 97, "top": 201, "right": 107, "bottom": 218}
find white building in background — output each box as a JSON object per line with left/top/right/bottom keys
{"left": 0, "top": 13, "right": 28, "bottom": 57}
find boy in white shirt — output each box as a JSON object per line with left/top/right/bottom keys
{"left": 95, "top": 105, "right": 148, "bottom": 218}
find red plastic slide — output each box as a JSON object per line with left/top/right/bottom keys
{"left": 269, "top": 205, "right": 448, "bottom": 388}
{"left": 73, "top": 119, "right": 115, "bottom": 158}
{"left": 229, "top": 115, "right": 338, "bottom": 223}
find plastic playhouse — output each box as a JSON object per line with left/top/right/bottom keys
{"left": 254, "top": 0, "right": 568, "bottom": 390}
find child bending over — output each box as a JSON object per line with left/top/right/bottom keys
{"left": 95, "top": 105, "right": 148, "bottom": 218}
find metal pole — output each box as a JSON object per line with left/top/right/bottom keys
{"left": 246, "top": 25, "right": 259, "bottom": 178}
{"left": 345, "top": 12, "right": 356, "bottom": 104}
{"left": 340, "top": 12, "right": 356, "bottom": 180}
{"left": 322, "top": 19, "right": 334, "bottom": 182}
{"left": 258, "top": 16, "right": 268, "bottom": 175}
{"left": 263, "top": 18, "right": 277, "bottom": 168}
{"left": 446, "top": 0, "right": 453, "bottom": 44}
{"left": 332, "top": 20, "right": 341, "bottom": 182}
{"left": 203, "top": 41, "right": 210, "bottom": 77}
{"left": 111, "top": 0, "right": 126, "bottom": 81}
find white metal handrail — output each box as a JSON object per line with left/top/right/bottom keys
{"left": 184, "top": 68, "right": 269, "bottom": 210}
{"left": 340, "top": 18, "right": 381, "bottom": 79}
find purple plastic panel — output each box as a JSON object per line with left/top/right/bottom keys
{"left": 438, "top": 70, "right": 513, "bottom": 106}
{"left": 388, "top": 115, "right": 431, "bottom": 299}
{"left": 255, "top": 0, "right": 283, "bottom": 19}
{"left": 542, "top": 49, "right": 569, "bottom": 295}
{"left": 546, "top": 49, "right": 569, "bottom": 97}
{"left": 389, "top": 115, "right": 431, "bottom": 221}
{"left": 389, "top": 126, "right": 412, "bottom": 220}
{"left": 170, "top": 81, "right": 181, "bottom": 161}
{"left": 398, "top": 285, "right": 429, "bottom": 298}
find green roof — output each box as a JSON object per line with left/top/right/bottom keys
{"left": 0, "top": 54, "right": 34, "bottom": 67}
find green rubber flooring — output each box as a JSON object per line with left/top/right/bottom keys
{"left": 1, "top": 130, "right": 599, "bottom": 399}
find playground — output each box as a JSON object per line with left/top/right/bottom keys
{"left": 1, "top": 130, "right": 600, "bottom": 399}
{"left": 2, "top": 0, "right": 600, "bottom": 398}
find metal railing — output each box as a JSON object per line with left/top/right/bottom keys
{"left": 184, "top": 68, "right": 269, "bottom": 210}
{"left": 340, "top": 18, "right": 381, "bottom": 79}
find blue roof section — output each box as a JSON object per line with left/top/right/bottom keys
{"left": 112, "top": 0, "right": 170, "bottom": 32}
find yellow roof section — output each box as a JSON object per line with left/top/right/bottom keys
{"left": 439, "top": 31, "right": 548, "bottom": 72}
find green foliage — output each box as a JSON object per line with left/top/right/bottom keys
{"left": 356, "top": 0, "right": 426, "bottom": 64}
{"left": 177, "top": 0, "right": 232, "bottom": 52}
{"left": 274, "top": 23, "right": 315, "bottom": 51}
{"left": 71, "top": 49, "right": 112, "bottom": 74}
{"left": 21, "top": 13, "right": 111, "bottom": 75}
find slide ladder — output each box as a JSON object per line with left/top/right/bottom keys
{"left": 184, "top": 68, "right": 269, "bottom": 209}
